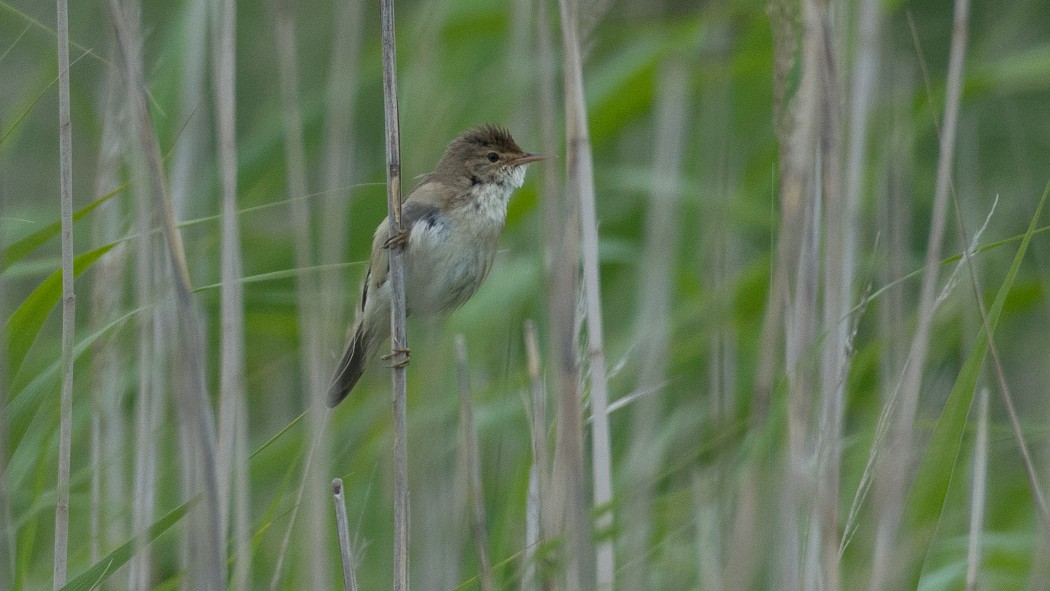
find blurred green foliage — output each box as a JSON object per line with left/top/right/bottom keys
{"left": 2, "top": 0, "right": 1050, "bottom": 588}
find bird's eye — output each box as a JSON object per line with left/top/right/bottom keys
{"left": 486, "top": 152, "right": 499, "bottom": 163}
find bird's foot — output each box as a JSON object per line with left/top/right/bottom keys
{"left": 382, "top": 348, "right": 411, "bottom": 368}
{"left": 383, "top": 229, "right": 409, "bottom": 250}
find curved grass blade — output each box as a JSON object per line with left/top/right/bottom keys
{"left": 58, "top": 497, "right": 197, "bottom": 591}
{"left": 903, "top": 180, "right": 1049, "bottom": 587}
{"left": 2, "top": 244, "right": 114, "bottom": 378}
{"left": 1, "top": 187, "right": 124, "bottom": 274}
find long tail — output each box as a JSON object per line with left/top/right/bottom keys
{"left": 326, "top": 321, "right": 376, "bottom": 408}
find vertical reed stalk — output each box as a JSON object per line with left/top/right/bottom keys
{"left": 867, "top": 60, "right": 913, "bottom": 590}
{"left": 697, "top": 31, "right": 738, "bottom": 591}
{"left": 965, "top": 387, "right": 989, "bottom": 591}
{"left": 533, "top": 2, "right": 582, "bottom": 586}
{"left": 90, "top": 57, "right": 130, "bottom": 589}
{"left": 873, "top": 0, "right": 971, "bottom": 585}
{"left": 169, "top": 0, "right": 208, "bottom": 221}
{"left": 768, "top": 0, "right": 826, "bottom": 584}
{"left": 108, "top": 0, "right": 225, "bottom": 585}
{"left": 454, "top": 336, "right": 494, "bottom": 591}
{"left": 815, "top": 0, "right": 848, "bottom": 585}
{"left": 53, "top": 0, "right": 74, "bottom": 585}
{"left": 558, "top": 0, "right": 614, "bottom": 587}
{"left": 623, "top": 57, "right": 689, "bottom": 591}
{"left": 126, "top": 97, "right": 156, "bottom": 591}
{"left": 211, "top": 0, "right": 251, "bottom": 585}
{"left": 522, "top": 320, "right": 548, "bottom": 591}
{"left": 271, "top": 0, "right": 331, "bottom": 585}
{"left": 332, "top": 479, "right": 360, "bottom": 591}
{"left": 379, "top": 0, "right": 411, "bottom": 587}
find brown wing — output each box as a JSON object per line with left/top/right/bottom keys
{"left": 359, "top": 187, "right": 442, "bottom": 313}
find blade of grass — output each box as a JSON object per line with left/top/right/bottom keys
{"left": 0, "top": 48, "right": 93, "bottom": 148}
{"left": 0, "top": 186, "right": 123, "bottom": 274}
{"left": 2, "top": 244, "right": 115, "bottom": 379}
{"left": 0, "top": 3, "right": 109, "bottom": 67}
{"left": 6, "top": 308, "right": 136, "bottom": 462}
{"left": 903, "top": 179, "right": 1048, "bottom": 588}
{"left": 59, "top": 498, "right": 197, "bottom": 591}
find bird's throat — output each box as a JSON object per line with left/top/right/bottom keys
{"left": 468, "top": 179, "right": 515, "bottom": 226}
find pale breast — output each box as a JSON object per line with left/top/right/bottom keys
{"left": 404, "top": 201, "right": 503, "bottom": 316}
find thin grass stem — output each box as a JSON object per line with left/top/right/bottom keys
{"left": 53, "top": 0, "right": 74, "bottom": 585}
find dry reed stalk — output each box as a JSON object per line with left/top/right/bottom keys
{"left": 378, "top": 0, "right": 411, "bottom": 588}
{"left": 126, "top": 91, "right": 157, "bottom": 591}
{"left": 623, "top": 57, "right": 689, "bottom": 591}
{"left": 697, "top": 33, "right": 737, "bottom": 591}
{"left": 107, "top": 0, "right": 225, "bottom": 585}
{"left": 965, "top": 387, "right": 989, "bottom": 591}
{"left": 53, "top": 0, "right": 74, "bottom": 585}
{"left": 558, "top": 0, "right": 615, "bottom": 587}
{"left": 536, "top": 0, "right": 561, "bottom": 282}
{"left": 332, "top": 479, "right": 360, "bottom": 591}
{"left": 721, "top": 468, "right": 762, "bottom": 591}
{"left": 522, "top": 320, "right": 549, "bottom": 591}
{"left": 813, "top": 0, "right": 862, "bottom": 585}
{"left": 872, "top": 0, "right": 972, "bottom": 585}
{"left": 862, "top": 60, "right": 913, "bottom": 584}
{"left": 533, "top": 2, "right": 579, "bottom": 585}
{"left": 89, "top": 57, "right": 130, "bottom": 587}
{"left": 167, "top": 0, "right": 210, "bottom": 562}
{"left": 210, "top": 0, "right": 251, "bottom": 586}
{"left": 754, "top": 0, "right": 807, "bottom": 428}
{"left": 768, "top": 0, "right": 824, "bottom": 585}
{"left": 454, "top": 336, "right": 494, "bottom": 591}
{"left": 692, "top": 472, "right": 723, "bottom": 590}
{"left": 270, "top": 1, "right": 332, "bottom": 585}
{"left": 169, "top": 0, "right": 208, "bottom": 222}
{"left": 810, "top": 3, "right": 845, "bottom": 586}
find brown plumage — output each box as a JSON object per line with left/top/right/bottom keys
{"left": 326, "top": 125, "right": 543, "bottom": 407}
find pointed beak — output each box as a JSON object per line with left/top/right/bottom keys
{"left": 512, "top": 153, "right": 546, "bottom": 166}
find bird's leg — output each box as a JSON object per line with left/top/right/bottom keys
{"left": 383, "top": 229, "right": 409, "bottom": 250}
{"left": 382, "top": 348, "right": 411, "bottom": 368}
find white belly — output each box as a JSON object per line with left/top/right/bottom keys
{"left": 404, "top": 214, "right": 500, "bottom": 316}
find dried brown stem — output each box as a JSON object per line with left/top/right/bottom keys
{"left": 558, "top": 0, "right": 614, "bottom": 587}
{"left": 332, "top": 479, "right": 360, "bottom": 591}
{"left": 379, "top": 0, "right": 410, "bottom": 588}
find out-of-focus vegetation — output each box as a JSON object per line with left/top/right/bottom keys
{"left": 2, "top": 0, "right": 1050, "bottom": 588}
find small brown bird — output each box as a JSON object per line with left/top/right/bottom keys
{"left": 326, "top": 125, "right": 543, "bottom": 407}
